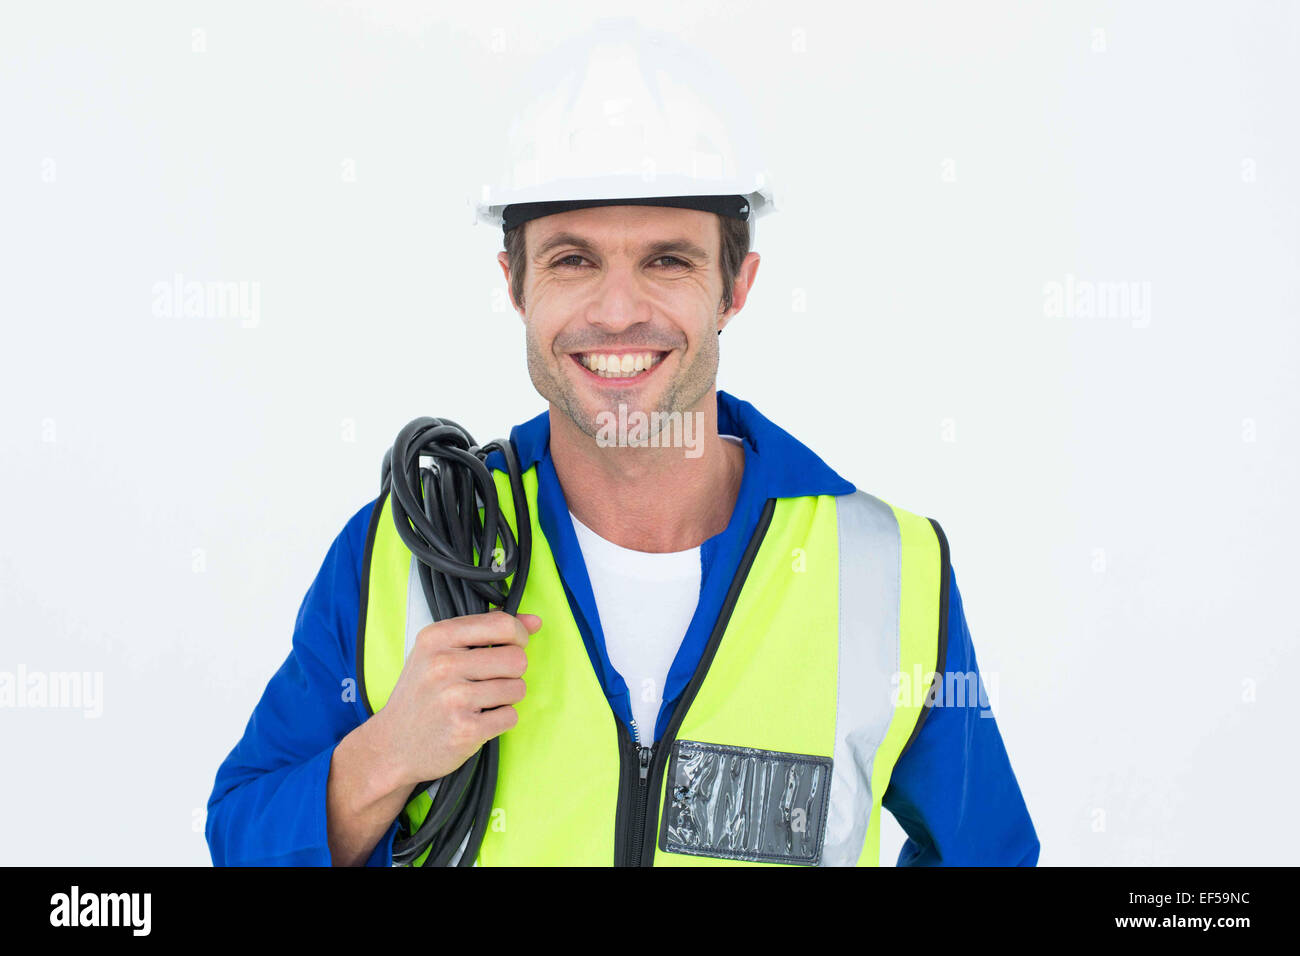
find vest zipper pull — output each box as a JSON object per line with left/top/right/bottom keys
{"left": 638, "top": 745, "right": 653, "bottom": 782}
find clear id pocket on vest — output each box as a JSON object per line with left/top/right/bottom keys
{"left": 659, "top": 740, "right": 833, "bottom": 865}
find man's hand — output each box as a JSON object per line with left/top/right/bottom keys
{"left": 373, "top": 610, "right": 541, "bottom": 787}
{"left": 326, "top": 610, "right": 542, "bottom": 866}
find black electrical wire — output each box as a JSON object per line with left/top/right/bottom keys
{"left": 379, "top": 416, "right": 531, "bottom": 867}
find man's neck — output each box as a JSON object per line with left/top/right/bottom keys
{"left": 549, "top": 393, "right": 745, "bottom": 553}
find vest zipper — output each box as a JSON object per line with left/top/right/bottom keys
{"left": 626, "top": 742, "right": 653, "bottom": 867}
{"left": 612, "top": 497, "right": 777, "bottom": 867}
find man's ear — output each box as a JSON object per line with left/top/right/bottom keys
{"left": 715, "top": 251, "right": 760, "bottom": 337}
{"left": 496, "top": 251, "right": 524, "bottom": 317}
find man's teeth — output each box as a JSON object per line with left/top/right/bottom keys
{"left": 577, "top": 352, "right": 665, "bottom": 378}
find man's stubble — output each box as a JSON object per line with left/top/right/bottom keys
{"left": 524, "top": 320, "right": 719, "bottom": 443}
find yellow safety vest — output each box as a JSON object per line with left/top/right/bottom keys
{"left": 356, "top": 465, "right": 949, "bottom": 866}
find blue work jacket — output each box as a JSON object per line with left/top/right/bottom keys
{"left": 206, "top": 390, "right": 1040, "bottom": 866}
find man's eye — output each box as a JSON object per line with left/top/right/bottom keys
{"left": 551, "top": 254, "right": 688, "bottom": 270}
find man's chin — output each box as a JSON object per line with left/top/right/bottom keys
{"left": 565, "top": 397, "right": 666, "bottom": 444}
{"left": 572, "top": 381, "right": 664, "bottom": 420}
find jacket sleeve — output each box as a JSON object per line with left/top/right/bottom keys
{"left": 882, "top": 566, "right": 1040, "bottom": 866}
{"left": 205, "top": 498, "right": 399, "bottom": 866}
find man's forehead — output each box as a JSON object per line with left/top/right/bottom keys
{"left": 528, "top": 205, "right": 717, "bottom": 256}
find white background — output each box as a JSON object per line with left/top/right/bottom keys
{"left": 1, "top": 0, "right": 1296, "bottom": 865}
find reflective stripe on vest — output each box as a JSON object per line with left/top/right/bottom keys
{"left": 356, "top": 465, "right": 949, "bottom": 866}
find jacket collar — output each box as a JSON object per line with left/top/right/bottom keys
{"left": 491, "top": 389, "right": 855, "bottom": 498}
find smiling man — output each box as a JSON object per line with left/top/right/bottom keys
{"left": 205, "top": 19, "right": 1038, "bottom": 868}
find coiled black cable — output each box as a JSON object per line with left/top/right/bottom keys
{"left": 379, "top": 416, "right": 531, "bottom": 867}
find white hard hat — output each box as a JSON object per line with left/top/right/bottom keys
{"left": 471, "top": 17, "right": 777, "bottom": 249}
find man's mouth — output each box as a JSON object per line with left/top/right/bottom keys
{"left": 570, "top": 350, "right": 668, "bottom": 380}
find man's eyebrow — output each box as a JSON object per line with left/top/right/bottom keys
{"left": 532, "top": 232, "right": 594, "bottom": 260}
{"left": 644, "top": 239, "right": 711, "bottom": 262}
{"left": 532, "top": 233, "right": 711, "bottom": 262}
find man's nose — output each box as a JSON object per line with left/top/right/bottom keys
{"left": 583, "top": 264, "right": 652, "bottom": 333}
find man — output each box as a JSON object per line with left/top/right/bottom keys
{"left": 206, "top": 20, "right": 1038, "bottom": 867}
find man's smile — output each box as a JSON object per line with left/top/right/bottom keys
{"left": 568, "top": 349, "right": 670, "bottom": 384}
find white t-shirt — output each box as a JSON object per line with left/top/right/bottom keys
{"left": 568, "top": 436, "right": 743, "bottom": 745}
{"left": 569, "top": 511, "right": 701, "bottom": 745}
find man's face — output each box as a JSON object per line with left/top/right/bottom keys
{"left": 499, "top": 204, "right": 740, "bottom": 443}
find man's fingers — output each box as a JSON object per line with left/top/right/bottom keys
{"left": 466, "top": 677, "right": 527, "bottom": 711}
{"left": 476, "top": 704, "right": 519, "bottom": 739}
{"left": 456, "top": 644, "right": 528, "bottom": 681}
{"left": 419, "top": 610, "right": 541, "bottom": 650}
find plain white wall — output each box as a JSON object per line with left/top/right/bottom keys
{"left": 1, "top": 0, "right": 1296, "bottom": 865}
